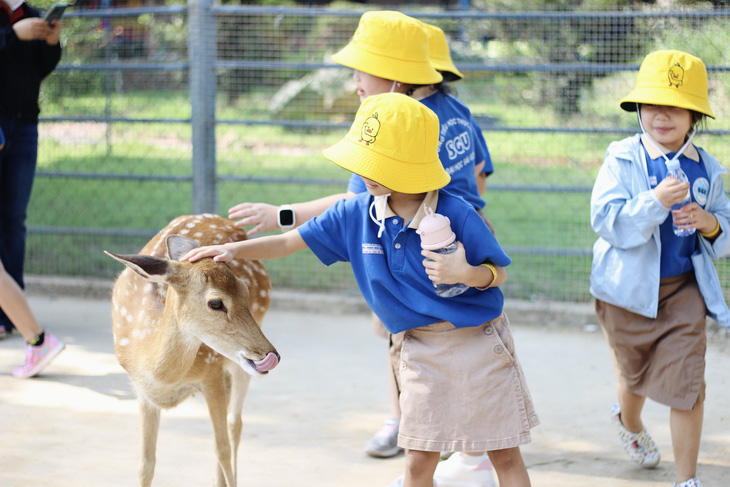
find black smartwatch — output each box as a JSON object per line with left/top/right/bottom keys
{"left": 277, "top": 205, "right": 295, "bottom": 230}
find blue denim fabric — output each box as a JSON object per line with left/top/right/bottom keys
{"left": 0, "top": 115, "right": 39, "bottom": 331}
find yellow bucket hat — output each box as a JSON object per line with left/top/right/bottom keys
{"left": 322, "top": 92, "right": 449, "bottom": 194}
{"left": 620, "top": 49, "right": 714, "bottom": 118}
{"left": 331, "top": 11, "right": 443, "bottom": 85}
{"left": 423, "top": 23, "right": 464, "bottom": 81}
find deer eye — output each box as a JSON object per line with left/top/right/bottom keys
{"left": 208, "top": 299, "right": 224, "bottom": 311}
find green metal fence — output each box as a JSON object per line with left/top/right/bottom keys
{"left": 29, "top": 2, "right": 730, "bottom": 304}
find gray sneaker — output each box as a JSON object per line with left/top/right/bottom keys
{"left": 365, "top": 419, "right": 403, "bottom": 458}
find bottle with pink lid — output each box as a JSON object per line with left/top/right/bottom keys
{"left": 416, "top": 207, "right": 469, "bottom": 298}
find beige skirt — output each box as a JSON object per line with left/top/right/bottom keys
{"left": 390, "top": 313, "right": 539, "bottom": 452}
{"left": 596, "top": 272, "right": 707, "bottom": 410}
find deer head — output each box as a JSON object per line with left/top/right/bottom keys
{"left": 104, "top": 235, "right": 279, "bottom": 376}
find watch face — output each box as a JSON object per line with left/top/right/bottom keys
{"left": 279, "top": 209, "right": 295, "bottom": 226}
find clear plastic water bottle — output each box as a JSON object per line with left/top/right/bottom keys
{"left": 417, "top": 207, "right": 469, "bottom": 298}
{"left": 430, "top": 242, "right": 470, "bottom": 297}
{"left": 665, "top": 159, "right": 696, "bottom": 237}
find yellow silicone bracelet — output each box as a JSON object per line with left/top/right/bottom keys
{"left": 700, "top": 220, "right": 721, "bottom": 238}
{"left": 480, "top": 263, "right": 497, "bottom": 288}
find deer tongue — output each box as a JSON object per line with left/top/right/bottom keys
{"left": 253, "top": 352, "right": 279, "bottom": 372}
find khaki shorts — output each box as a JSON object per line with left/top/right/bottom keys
{"left": 389, "top": 314, "right": 539, "bottom": 452}
{"left": 596, "top": 272, "right": 707, "bottom": 410}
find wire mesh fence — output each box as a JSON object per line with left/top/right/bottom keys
{"left": 29, "top": 1, "right": 730, "bottom": 305}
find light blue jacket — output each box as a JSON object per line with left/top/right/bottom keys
{"left": 590, "top": 134, "right": 730, "bottom": 327}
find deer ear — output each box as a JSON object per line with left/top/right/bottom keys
{"left": 166, "top": 235, "right": 200, "bottom": 261}
{"left": 104, "top": 251, "right": 169, "bottom": 282}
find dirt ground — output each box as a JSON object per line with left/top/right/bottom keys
{"left": 0, "top": 291, "right": 728, "bottom": 487}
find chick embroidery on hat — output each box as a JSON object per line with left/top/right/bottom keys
{"left": 668, "top": 62, "right": 684, "bottom": 88}
{"left": 359, "top": 112, "right": 381, "bottom": 146}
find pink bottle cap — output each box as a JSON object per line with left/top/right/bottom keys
{"left": 417, "top": 207, "right": 456, "bottom": 250}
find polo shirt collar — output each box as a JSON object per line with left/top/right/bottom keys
{"left": 409, "top": 191, "right": 439, "bottom": 229}
{"left": 641, "top": 133, "right": 699, "bottom": 162}
{"left": 371, "top": 191, "right": 439, "bottom": 229}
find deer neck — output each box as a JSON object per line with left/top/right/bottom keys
{"left": 147, "top": 290, "right": 203, "bottom": 383}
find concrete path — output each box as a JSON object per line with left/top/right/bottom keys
{"left": 0, "top": 292, "right": 728, "bottom": 486}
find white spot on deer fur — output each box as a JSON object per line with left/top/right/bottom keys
{"left": 180, "top": 229, "right": 190, "bottom": 235}
{"left": 194, "top": 232, "right": 203, "bottom": 238}
{"left": 118, "top": 338, "right": 130, "bottom": 346}
{"left": 132, "top": 328, "right": 150, "bottom": 339}
{"left": 204, "top": 353, "right": 219, "bottom": 364}
{"left": 260, "top": 290, "right": 268, "bottom": 298}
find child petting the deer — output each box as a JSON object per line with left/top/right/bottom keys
{"left": 590, "top": 50, "right": 730, "bottom": 487}
{"left": 183, "top": 92, "right": 538, "bottom": 487}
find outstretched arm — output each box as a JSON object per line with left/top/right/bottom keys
{"left": 182, "top": 229, "right": 308, "bottom": 263}
{"left": 228, "top": 192, "right": 355, "bottom": 235}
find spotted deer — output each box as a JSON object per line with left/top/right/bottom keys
{"left": 105, "top": 214, "right": 280, "bottom": 487}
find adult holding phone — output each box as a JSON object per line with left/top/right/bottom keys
{"left": 0, "top": 0, "right": 61, "bottom": 336}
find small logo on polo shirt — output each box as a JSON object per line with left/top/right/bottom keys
{"left": 362, "top": 243, "right": 384, "bottom": 255}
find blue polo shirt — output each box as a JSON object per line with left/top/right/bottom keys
{"left": 642, "top": 136, "right": 709, "bottom": 278}
{"left": 298, "top": 190, "right": 511, "bottom": 334}
{"left": 347, "top": 91, "right": 492, "bottom": 211}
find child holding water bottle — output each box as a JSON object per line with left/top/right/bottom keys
{"left": 590, "top": 50, "right": 730, "bottom": 487}
{"left": 184, "top": 93, "right": 538, "bottom": 487}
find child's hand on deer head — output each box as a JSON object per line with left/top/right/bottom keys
{"left": 182, "top": 244, "right": 234, "bottom": 263}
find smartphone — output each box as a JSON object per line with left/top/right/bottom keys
{"left": 44, "top": 3, "right": 68, "bottom": 25}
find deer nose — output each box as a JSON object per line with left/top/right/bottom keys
{"left": 253, "top": 352, "right": 279, "bottom": 372}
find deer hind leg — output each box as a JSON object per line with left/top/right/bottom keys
{"left": 138, "top": 397, "right": 161, "bottom": 487}
{"left": 227, "top": 367, "right": 252, "bottom": 484}
{"left": 204, "top": 378, "right": 236, "bottom": 487}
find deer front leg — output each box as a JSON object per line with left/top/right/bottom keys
{"left": 138, "top": 397, "right": 161, "bottom": 487}
{"left": 227, "top": 367, "right": 252, "bottom": 484}
{"left": 204, "top": 379, "right": 236, "bottom": 487}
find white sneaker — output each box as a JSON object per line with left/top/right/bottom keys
{"left": 433, "top": 452, "right": 496, "bottom": 487}
{"left": 387, "top": 476, "right": 437, "bottom": 487}
{"left": 674, "top": 479, "right": 703, "bottom": 487}
{"left": 610, "top": 403, "right": 660, "bottom": 469}
{"left": 365, "top": 419, "right": 403, "bottom": 458}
